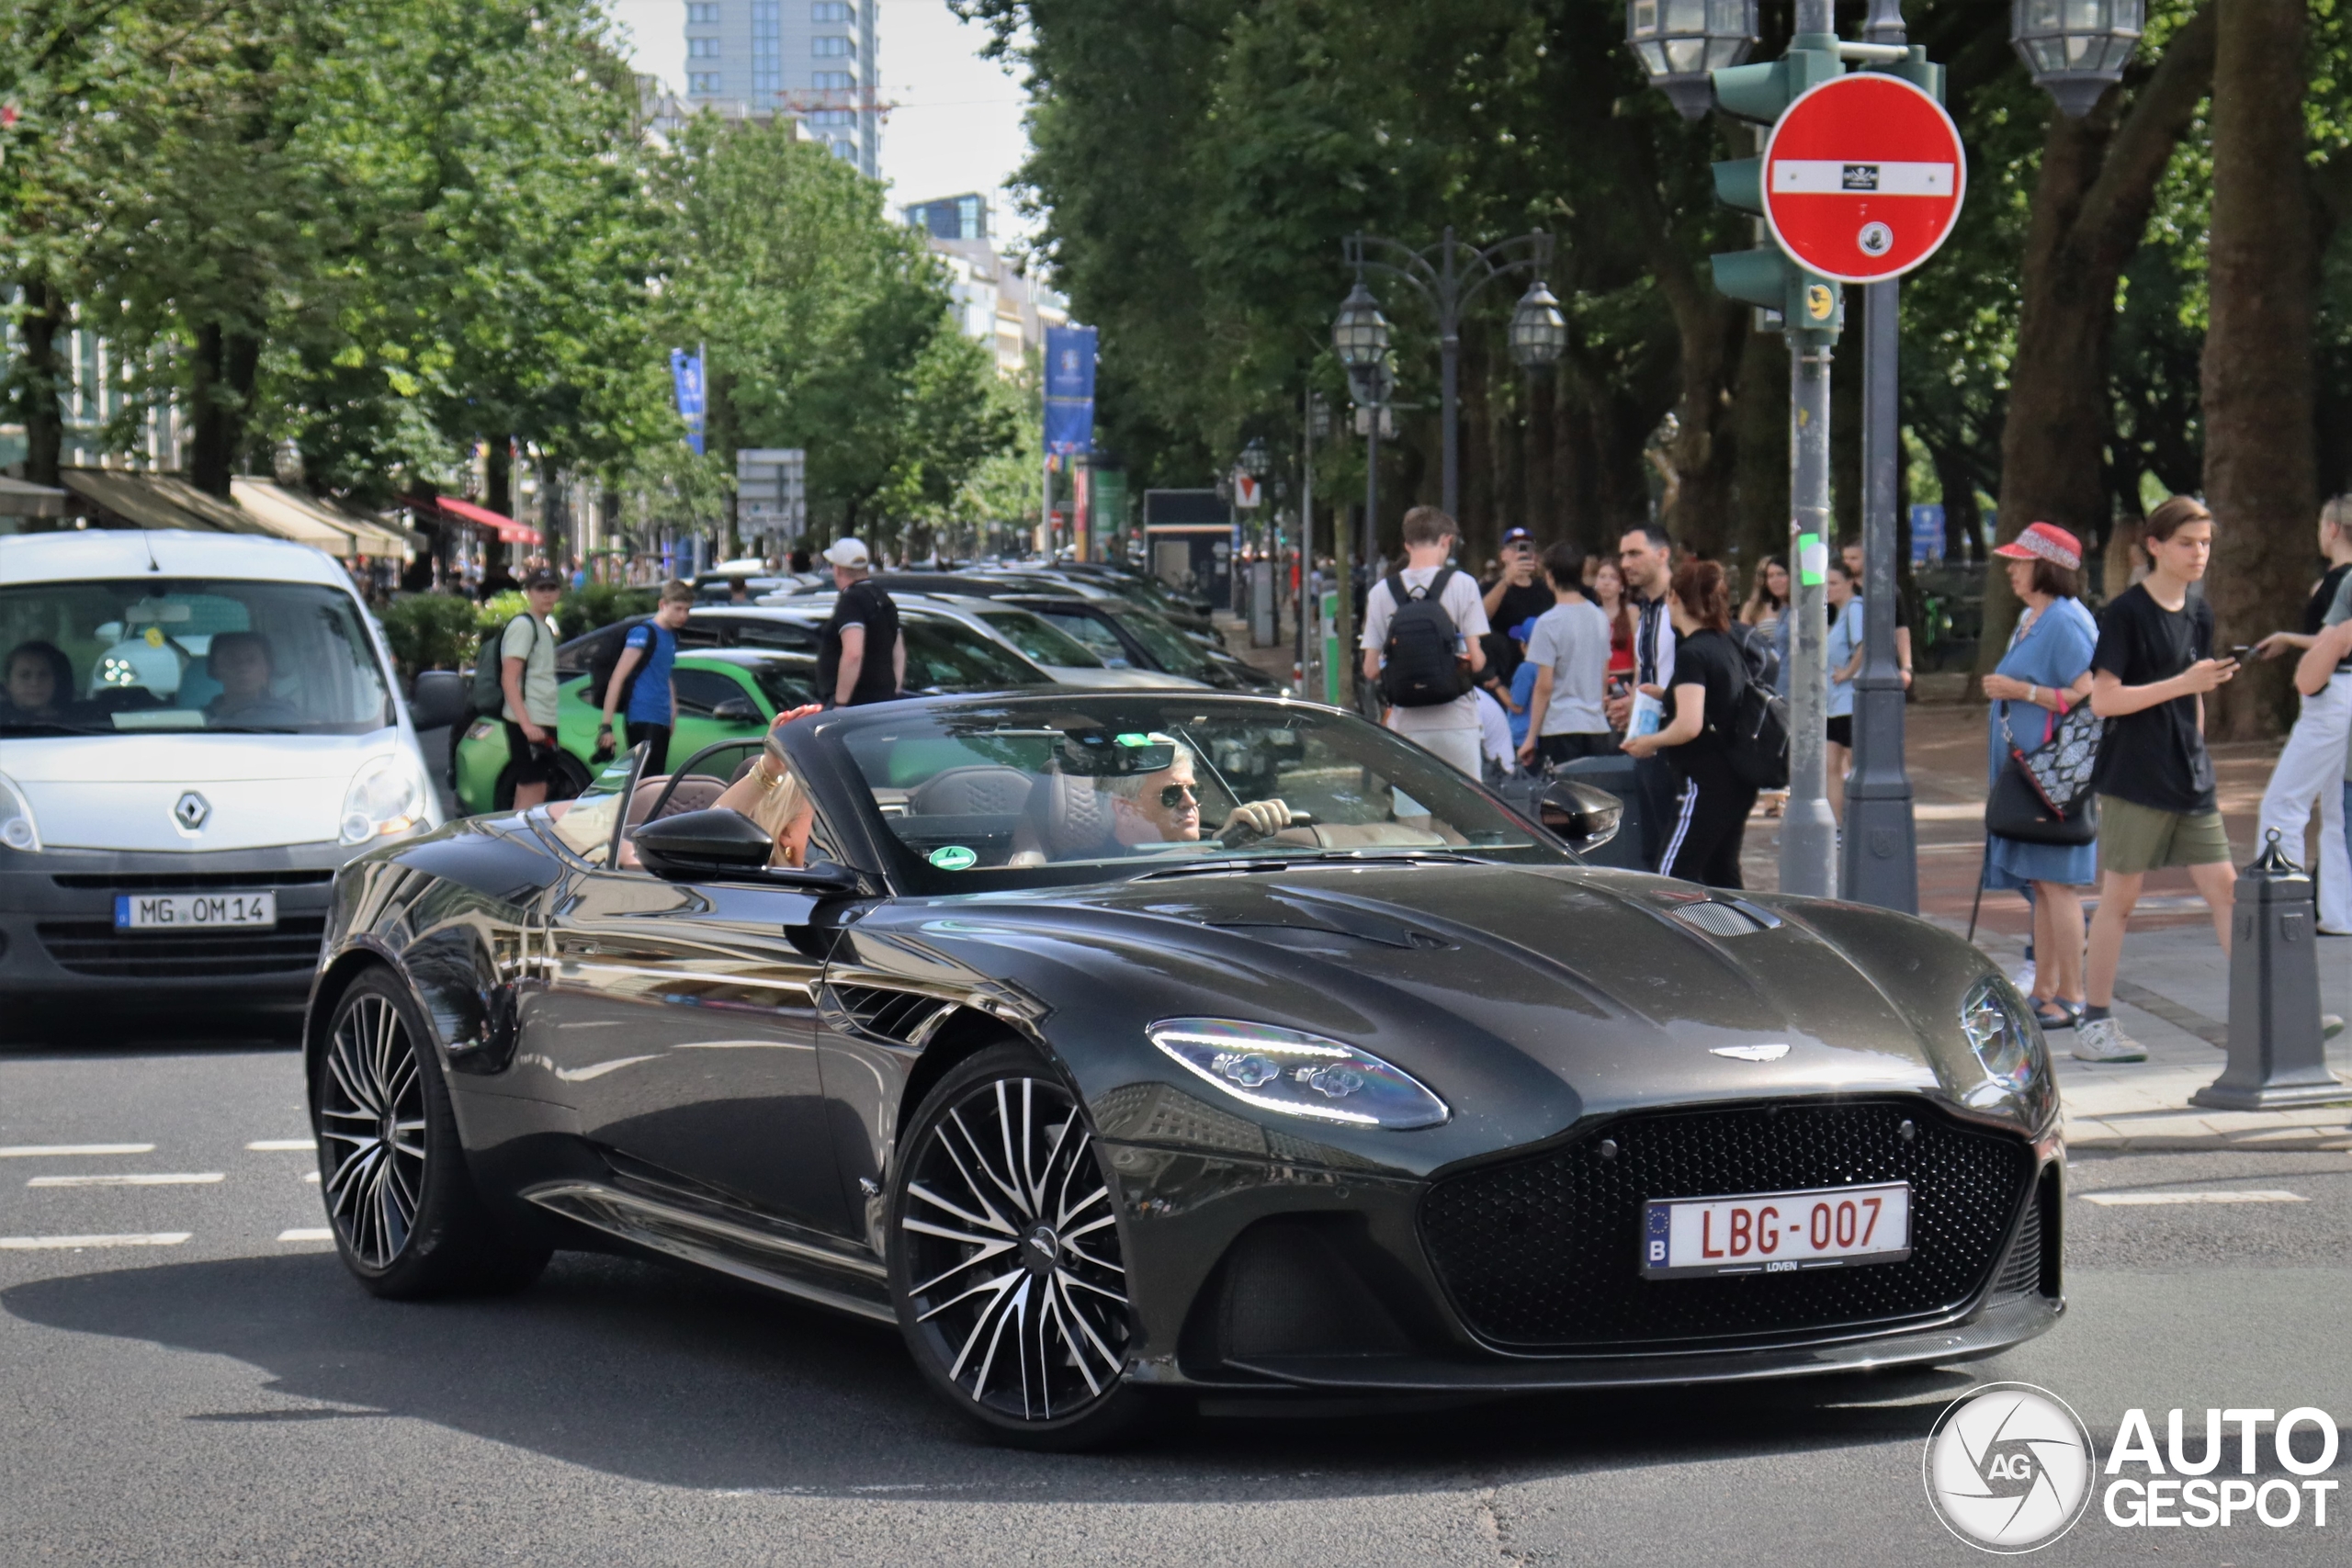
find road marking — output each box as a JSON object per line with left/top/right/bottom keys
{"left": 26, "top": 1172, "right": 224, "bottom": 1189}
{"left": 246, "top": 1139, "right": 315, "bottom": 1152}
{"left": 277, "top": 1228, "right": 334, "bottom": 1243}
{"left": 0, "top": 1144, "right": 156, "bottom": 1158}
{"left": 302, "top": 1171, "right": 321, "bottom": 1184}
{"left": 2081, "top": 1189, "right": 2307, "bottom": 1207}
{"left": 0, "top": 1232, "right": 191, "bottom": 1250}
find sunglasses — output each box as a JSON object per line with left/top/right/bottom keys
{"left": 1158, "top": 783, "right": 1198, "bottom": 809}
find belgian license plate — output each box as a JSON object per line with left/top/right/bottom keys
{"left": 113, "top": 892, "right": 277, "bottom": 931}
{"left": 1641, "top": 1181, "right": 1910, "bottom": 1280}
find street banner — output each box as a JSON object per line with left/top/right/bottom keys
{"left": 1762, "top": 73, "right": 1966, "bottom": 286}
{"left": 1044, "top": 324, "right": 1097, "bottom": 457}
{"left": 670, "top": 349, "right": 707, "bottom": 457}
{"left": 1909, "top": 502, "right": 1945, "bottom": 566}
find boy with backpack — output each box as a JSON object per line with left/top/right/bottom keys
{"left": 596, "top": 580, "right": 695, "bottom": 773}
{"left": 497, "top": 567, "right": 564, "bottom": 809}
{"left": 1359, "top": 505, "right": 1490, "bottom": 777}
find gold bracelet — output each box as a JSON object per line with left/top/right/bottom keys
{"left": 750, "top": 759, "right": 784, "bottom": 793}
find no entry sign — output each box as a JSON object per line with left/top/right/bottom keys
{"left": 1761, "top": 73, "right": 1966, "bottom": 287}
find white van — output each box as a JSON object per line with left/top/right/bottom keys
{"left": 0, "top": 530, "right": 452, "bottom": 1011}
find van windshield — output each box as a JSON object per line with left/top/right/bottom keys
{"left": 0, "top": 578, "right": 395, "bottom": 736}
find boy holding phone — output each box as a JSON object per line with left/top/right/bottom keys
{"left": 2075, "top": 496, "right": 2238, "bottom": 1063}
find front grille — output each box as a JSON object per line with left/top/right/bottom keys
{"left": 35, "top": 916, "right": 328, "bottom": 978}
{"left": 1419, "top": 1100, "right": 2035, "bottom": 1353}
{"left": 50, "top": 870, "right": 335, "bottom": 892}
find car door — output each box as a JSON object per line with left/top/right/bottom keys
{"left": 536, "top": 830, "right": 850, "bottom": 1235}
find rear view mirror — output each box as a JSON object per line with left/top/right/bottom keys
{"left": 409, "top": 670, "right": 469, "bottom": 731}
{"left": 1537, "top": 779, "right": 1623, "bottom": 856}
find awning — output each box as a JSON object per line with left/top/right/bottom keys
{"left": 0, "top": 477, "right": 69, "bottom": 518}
{"left": 232, "top": 479, "right": 420, "bottom": 559}
{"left": 420, "top": 493, "right": 542, "bottom": 546}
{"left": 62, "top": 468, "right": 276, "bottom": 536}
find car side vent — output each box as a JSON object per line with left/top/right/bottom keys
{"left": 822, "top": 983, "right": 950, "bottom": 1046}
{"left": 1675, "top": 901, "right": 1770, "bottom": 939}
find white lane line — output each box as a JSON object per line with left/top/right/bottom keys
{"left": 0, "top": 1232, "right": 191, "bottom": 1250}
{"left": 2081, "top": 1189, "right": 2307, "bottom": 1207}
{"left": 26, "top": 1173, "right": 224, "bottom": 1189}
{"left": 0, "top": 1144, "right": 156, "bottom": 1158}
{"left": 302, "top": 1171, "right": 321, "bottom": 1184}
{"left": 246, "top": 1139, "right": 315, "bottom": 1153}
{"left": 277, "top": 1228, "right": 334, "bottom": 1243}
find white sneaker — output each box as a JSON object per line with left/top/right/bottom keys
{"left": 2072, "top": 1016, "right": 2147, "bottom": 1063}
{"left": 2012, "top": 960, "right": 2036, "bottom": 995}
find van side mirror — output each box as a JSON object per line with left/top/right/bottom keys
{"left": 409, "top": 670, "right": 469, "bottom": 731}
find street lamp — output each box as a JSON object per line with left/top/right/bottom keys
{"left": 1626, "top": 0, "right": 1759, "bottom": 121}
{"left": 2011, "top": 0, "right": 2143, "bottom": 118}
{"left": 1507, "top": 281, "right": 1568, "bottom": 369}
{"left": 1332, "top": 283, "right": 1391, "bottom": 382}
{"left": 1238, "top": 437, "right": 1271, "bottom": 478}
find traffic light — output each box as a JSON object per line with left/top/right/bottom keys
{"left": 1706, "top": 38, "right": 1844, "bottom": 339}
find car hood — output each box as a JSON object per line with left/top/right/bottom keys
{"left": 897, "top": 862, "right": 2010, "bottom": 1148}
{"left": 0, "top": 730, "right": 416, "bottom": 852}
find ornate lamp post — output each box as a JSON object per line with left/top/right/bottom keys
{"left": 1507, "top": 281, "right": 1568, "bottom": 369}
{"left": 2011, "top": 0, "right": 2144, "bottom": 118}
{"left": 1625, "top": 0, "right": 1760, "bottom": 120}
{"left": 1332, "top": 284, "right": 1395, "bottom": 703}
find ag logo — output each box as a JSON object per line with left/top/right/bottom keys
{"left": 1924, "top": 1382, "right": 2096, "bottom": 1552}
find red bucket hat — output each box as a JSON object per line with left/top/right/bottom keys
{"left": 1992, "top": 522, "right": 2082, "bottom": 572}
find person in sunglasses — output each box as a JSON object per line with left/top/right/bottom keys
{"left": 1010, "top": 739, "right": 1293, "bottom": 864}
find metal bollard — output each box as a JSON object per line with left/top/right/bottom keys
{"left": 2191, "top": 830, "right": 2348, "bottom": 1110}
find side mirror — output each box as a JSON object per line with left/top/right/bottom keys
{"left": 628, "top": 807, "right": 859, "bottom": 892}
{"left": 710, "top": 695, "right": 760, "bottom": 722}
{"left": 409, "top": 669, "right": 469, "bottom": 731}
{"left": 1537, "top": 778, "right": 1623, "bottom": 856}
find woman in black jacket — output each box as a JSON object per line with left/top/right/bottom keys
{"left": 1620, "top": 558, "right": 1757, "bottom": 888}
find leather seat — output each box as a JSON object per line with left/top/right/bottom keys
{"left": 1024, "top": 770, "right": 1117, "bottom": 860}
{"left": 910, "top": 765, "right": 1035, "bottom": 818}
{"left": 624, "top": 774, "right": 730, "bottom": 831}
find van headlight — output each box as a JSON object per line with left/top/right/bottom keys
{"left": 1148, "top": 1019, "right": 1449, "bottom": 1129}
{"left": 340, "top": 754, "right": 426, "bottom": 845}
{"left": 0, "top": 772, "right": 40, "bottom": 852}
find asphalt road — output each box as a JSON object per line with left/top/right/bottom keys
{"left": 4, "top": 1032, "right": 2348, "bottom": 1567}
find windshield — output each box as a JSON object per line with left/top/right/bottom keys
{"left": 812, "top": 695, "right": 1560, "bottom": 893}
{"left": 903, "top": 616, "right": 1048, "bottom": 690}
{"left": 975, "top": 608, "right": 1103, "bottom": 669}
{"left": 0, "top": 578, "right": 394, "bottom": 735}
{"left": 1111, "top": 607, "right": 1214, "bottom": 677}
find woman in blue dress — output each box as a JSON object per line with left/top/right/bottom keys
{"left": 1980, "top": 524, "right": 2098, "bottom": 1030}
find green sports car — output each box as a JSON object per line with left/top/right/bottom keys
{"left": 451, "top": 648, "right": 816, "bottom": 815}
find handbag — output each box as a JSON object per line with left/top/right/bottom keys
{"left": 1987, "top": 701, "right": 2099, "bottom": 846}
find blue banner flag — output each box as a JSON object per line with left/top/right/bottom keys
{"left": 1045, "top": 399, "right": 1094, "bottom": 457}
{"left": 670, "top": 348, "right": 707, "bottom": 457}
{"left": 1045, "top": 326, "right": 1097, "bottom": 402}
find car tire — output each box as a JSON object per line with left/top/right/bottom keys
{"left": 888, "top": 1042, "right": 1156, "bottom": 1450}
{"left": 313, "top": 968, "right": 549, "bottom": 1300}
{"left": 491, "top": 751, "right": 591, "bottom": 812}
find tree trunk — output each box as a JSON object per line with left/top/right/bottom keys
{"left": 14, "top": 277, "right": 68, "bottom": 487}
{"left": 1732, "top": 327, "right": 1790, "bottom": 577}
{"left": 485, "top": 435, "right": 513, "bottom": 518}
{"left": 1983, "top": 7, "right": 2218, "bottom": 673}
{"left": 187, "top": 323, "right": 260, "bottom": 498}
{"left": 2203, "top": 0, "right": 2316, "bottom": 739}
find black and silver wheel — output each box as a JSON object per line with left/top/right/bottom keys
{"left": 314, "top": 968, "right": 548, "bottom": 1298}
{"left": 889, "top": 1043, "right": 1150, "bottom": 1449}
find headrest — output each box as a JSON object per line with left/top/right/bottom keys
{"left": 1025, "top": 769, "right": 1116, "bottom": 860}
{"left": 910, "top": 765, "right": 1035, "bottom": 818}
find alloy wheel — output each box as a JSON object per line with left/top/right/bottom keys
{"left": 899, "top": 1075, "right": 1131, "bottom": 1424}
{"left": 320, "top": 990, "right": 428, "bottom": 1269}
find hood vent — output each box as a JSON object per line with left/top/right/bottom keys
{"left": 1674, "top": 901, "right": 1774, "bottom": 939}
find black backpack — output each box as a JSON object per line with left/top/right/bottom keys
{"left": 585, "top": 618, "right": 651, "bottom": 712}
{"left": 468, "top": 614, "right": 541, "bottom": 719}
{"left": 1378, "top": 569, "right": 1470, "bottom": 708}
{"left": 1718, "top": 653, "right": 1791, "bottom": 790}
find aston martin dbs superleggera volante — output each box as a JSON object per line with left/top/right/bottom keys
{"left": 302, "top": 692, "right": 2063, "bottom": 1447}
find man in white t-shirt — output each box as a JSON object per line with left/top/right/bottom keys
{"left": 1517, "top": 542, "right": 1614, "bottom": 770}
{"left": 1360, "top": 505, "right": 1490, "bottom": 777}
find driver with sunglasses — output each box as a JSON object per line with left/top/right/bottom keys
{"left": 1106, "top": 741, "right": 1292, "bottom": 850}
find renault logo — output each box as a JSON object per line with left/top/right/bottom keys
{"left": 173, "top": 792, "right": 210, "bottom": 831}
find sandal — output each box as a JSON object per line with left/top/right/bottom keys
{"left": 2030, "top": 999, "right": 2079, "bottom": 1032}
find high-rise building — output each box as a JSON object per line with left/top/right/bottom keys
{"left": 682, "top": 0, "right": 879, "bottom": 179}
{"left": 902, "top": 194, "right": 1068, "bottom": 378}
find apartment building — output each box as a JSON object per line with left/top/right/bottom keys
{"left": 903, "top": 194, "right": 1068, "bottom": 378}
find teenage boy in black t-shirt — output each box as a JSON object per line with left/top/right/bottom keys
{"left": 2076, "top": 497, "right": 2239, "bottom": 1063}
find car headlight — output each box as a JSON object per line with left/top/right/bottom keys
{"left": 340, "top": 753, "right": 426, "bottom": 845}
{"left": 0, "top": 772, "right": 40, "bottom": 852}
{"left": 1147, "top": 1018, "right": 1449, "bottom": 1129}
{"left": 1960, "top": 976, "right": 2043, "bottom": 1099}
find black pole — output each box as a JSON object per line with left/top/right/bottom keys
{"left": 1440, "top": 226, "right": 1460, "bottom": 521}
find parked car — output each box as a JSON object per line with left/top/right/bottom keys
{"left": 0, "top": 529, "right": 455, "bottom": 1014}
{"left": 302, "top": 690, "right": 2063, "bottom": 1449}
{"left": 1004, "top": 595, "right": 1284, "bottom": 694}
{"left": 768, "top": 590, "right": 1204, "bottom": 691}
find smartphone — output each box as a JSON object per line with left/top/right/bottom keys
{"left": 2224, "top": 644, "right": 2254, "bottom": 665}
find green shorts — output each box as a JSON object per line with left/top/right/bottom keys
{"left": 2095, "top": 795, "right": 2233, "bottom": 877}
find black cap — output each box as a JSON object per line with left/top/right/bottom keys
{"left": 523, "top": 566, "right": 564, "bottom": 591}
